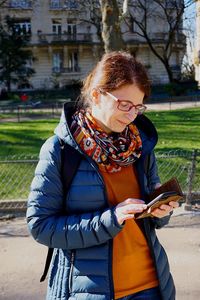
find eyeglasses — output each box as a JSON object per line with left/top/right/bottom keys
{"left": 104, "top": 91, "right": 147, "bottom": 114}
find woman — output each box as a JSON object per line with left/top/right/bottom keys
{"left": 27, "top": 51, "right": 178, "bottom": 300}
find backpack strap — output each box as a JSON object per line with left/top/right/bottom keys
{"left": 40, "top": 139, "right": 83, "bottom": 282}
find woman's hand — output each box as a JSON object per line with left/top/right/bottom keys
{"left": 150, "top": 201, "right": 179, "bottom": 218}
{"left": 114, "top": 198, "right": 147, "bottom": 225}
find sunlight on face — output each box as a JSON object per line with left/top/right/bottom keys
{"left": 91, "top": 84, "right": 145, "bottom": 134}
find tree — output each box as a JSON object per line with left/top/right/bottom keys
{"left": 78, "top": 0, "right": 103, "bottom": 44}
{"left": 0, "top": 16, "right": 35, "bottom": 91}
{"left": 76, "top": 0, "right": 192, "bottom": 80}
{"left": 75, "top": 0, "right": 125, "bottom": 52}
{"left": 123, "top": 0, "right": 194, "bottom": 82}
{"left": 100, "top": 0, "right": 125, "bottom": 52}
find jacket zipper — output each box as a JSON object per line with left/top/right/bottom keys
{"left": 143, "top": 219, "right": 163, "bottom": 298}
{"left": 64, "top": 138, "right": 114, "bottom": 298}
{"left": 69, "top": 251, "right": 75, "bottom": 294}
{"left": 89, "top": 161, "right": 115, "bottom": 299}
{"left": 85, "top": 157, "right": 115, "bottom": 299}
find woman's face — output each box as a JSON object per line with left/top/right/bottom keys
{"left": 91, "top": 84, "right": 145, "bottom": 134}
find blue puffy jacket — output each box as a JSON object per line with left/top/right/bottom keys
{"left": 27, "top": 107, "right": 175, "bottom": 300}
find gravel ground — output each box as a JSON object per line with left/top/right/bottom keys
{"left": 0, "top": 206, "right": 200, "bottom": 300}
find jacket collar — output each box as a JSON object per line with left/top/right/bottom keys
{"left": 134, "top": 114, "right": 158, "bottom": 156}
{"left": 55, "top": 103, "right": 158, "bottom": 156}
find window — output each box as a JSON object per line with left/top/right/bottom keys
{"left": 67, "top": 20, "right": 77, "bottom": 38}
{"left": 50, "top": 0, "right": 61, "bottom": 9}
{"left": 52, "top": 52, "right": 63, "bottom": 73}
{"left": 68, "top": 52, "right": 79, "bottom": 72}
{"left": 64, "top": 0, "right": 79, "bottom": 10}
{"left": 52, "top": 19, "right": 62, "bottom": 35}
{"left": 10, "top": 0, "right": 32, "bottom": 9}
{"left": 13, "top": 20, "right": 31, "bottom": 35}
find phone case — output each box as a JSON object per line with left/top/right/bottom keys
{"left": 134, "top": 177, "right": 183, "bottom": 219}
{"left": 148, "top": 177, "right": 183, "bottom": 200}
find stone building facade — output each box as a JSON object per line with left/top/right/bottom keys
{"left": 0, "top": 0, "right": 186, "bottom": 90}
{"left": 195, "top": 0, "right": 200, "bottom": 85}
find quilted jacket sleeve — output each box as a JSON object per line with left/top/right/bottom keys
{"left": 26, "top": 136, "right": 123, "bottom": 250}
{"left": 147, "top": 151, "right": 171, "bottom": 229}
{"left": 146, "top": 151, "right": 161, "bottom": 193}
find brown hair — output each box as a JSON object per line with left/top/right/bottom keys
{"left": 80, "top": 51, "right": 151, "bottom": 108}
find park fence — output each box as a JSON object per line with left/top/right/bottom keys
{"left": 0, "top": 149, "right": 199, "bottom": 213}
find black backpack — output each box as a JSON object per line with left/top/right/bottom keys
{"left": 40, "top": 139, "right": 83, "bottom": 282}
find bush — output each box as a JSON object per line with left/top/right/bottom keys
{"left": 151, "top": 81, "right": 198, "bottom": 97}
{"left": 163, "top": 83, "right": 186, "bottom": 96}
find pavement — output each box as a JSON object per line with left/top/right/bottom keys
{"left": 0, "top": 204, "right": 200, "bottom": 300}
{"left": 1, "top": 100, "right": 200, "bottom": 123}
{"left": 146, "top": 100, "right": 200, "bottom": 111}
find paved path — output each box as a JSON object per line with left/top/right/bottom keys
{"left": 1, "top": 100, "right": 200, "bottom": 123}
{"left": 0, "top": 207, "right": 200, "bottom": 300}
{"left": 146, "top": 100, "right": 200, "bottom": 111}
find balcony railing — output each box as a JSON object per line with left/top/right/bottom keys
{"left": 52, "top": 66, "right": 81, "bottom": 73}
{"left": 149, "top": 32, "right": 186, "bottom": 44}
{"left": 9, "top": 0, "right": 32, "bottom": 9}
{"left": 37, "top": 33, "right": 92, "bottom": 44}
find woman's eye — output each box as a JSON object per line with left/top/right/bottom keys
{"left": 120, "top": 102, "right": 130, "bottom": 108}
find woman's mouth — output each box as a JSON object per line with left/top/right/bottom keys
{"left": 117, "top": 120, "right": 128, "bottom": 126}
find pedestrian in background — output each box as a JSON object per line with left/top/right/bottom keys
{"left": 27, "top": 51, "right": 178, "bottom": 300}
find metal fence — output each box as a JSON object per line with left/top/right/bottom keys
{"left": 0, "top": 150, "right": 199, "bottom": 212}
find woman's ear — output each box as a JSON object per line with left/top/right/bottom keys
{"left": 91, "top": 89, "right": 100, "bottom": 105}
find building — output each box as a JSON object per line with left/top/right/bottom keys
{"left": 0, "top": 0, "right": 186, "bottom": 91}
{"left": 194, "top": 0, "right": 200, "bottom": 86}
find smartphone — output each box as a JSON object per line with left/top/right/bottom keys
{"left": 134, "top": 191, "right": 183, "bottom": 219}
{"left": 146, "top": 191, "right": 179, "bottom": 209}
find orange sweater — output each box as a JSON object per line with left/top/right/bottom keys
{"left": 101, "top": 165, "right": 158, "bottom": 299}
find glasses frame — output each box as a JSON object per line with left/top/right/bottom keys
{"left": 104, "top": 91, "right": 147, "bottom": 114}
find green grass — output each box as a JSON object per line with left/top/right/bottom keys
{"left": 0, "top": 119, "right": 58, "bottom": 157}
{"left": 147, "top": 108, "right": 200, "bottom": 152}
{"left": 0, "top": 107, "right": 200, "bottom": 157}
{"left": 0, "top": 107, "right": 199, "bottom": 200}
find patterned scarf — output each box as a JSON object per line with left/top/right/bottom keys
{"left": 70, "top": 110, "right": 142, "bottom": 173}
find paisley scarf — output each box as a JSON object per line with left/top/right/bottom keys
{"left": 70, "top": 110, "right": 142, "bottom": 173}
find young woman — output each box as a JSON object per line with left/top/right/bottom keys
{"left": 27, "top": 51, "right": 178, "bottom": 300}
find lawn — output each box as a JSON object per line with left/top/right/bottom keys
{"left": 0, "top": 107, "right": 200, "bottom": 157}
{"left": 147, "top": 108, "right": 200, "bottom": 152}
{"left": 0, "top": 119, "right": 58, "bottom": 157}
{"left": 0, "top": 107, "right": 199, "bottom": 200}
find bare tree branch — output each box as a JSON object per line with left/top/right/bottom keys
{"left": 0, "top": 0, "right": 8, "bottom": 7}
{"left": 124, "top": 0, "right": 190, "bottom": 82}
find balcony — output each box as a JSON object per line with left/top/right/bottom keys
{"left": 148, "top": 32, "right": 186, "bottom": 45}
{"left": 9, "top": 0, "right": 32, "bottom": 9}
{"left": 36, "top": 32, "right": 92, "bottom": 45}
{"left": 52, "top": 66, "right": 81, "bottom": 73}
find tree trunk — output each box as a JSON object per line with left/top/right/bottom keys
{"left": 164, "top": 60, "right": 176, "bottom": 83}
{"left": 101, "top": 0, "right": 125, "bottom": 52}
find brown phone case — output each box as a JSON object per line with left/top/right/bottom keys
{"left": 134, "top": 177, "right": 183, "bottom": 219}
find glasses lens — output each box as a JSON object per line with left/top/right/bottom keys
{"left": 136, "top": 105, "right": 146, "bottom": 114}
{"left": 118, "top": 101, "right": 132, "bottom": 111}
